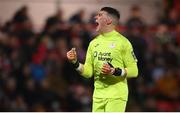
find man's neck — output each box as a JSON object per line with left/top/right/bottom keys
{"left": 100, "top": 25, "right": 115, "bottom": 34}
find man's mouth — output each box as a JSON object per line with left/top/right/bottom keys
{"left": 95, "top": 19, "right": 99, "bottom": 26}
{"left": 95, "top": 20, "right": 100, "bottom": 31}
{"left": 95, "top": 20, "right": 99, "bottom": 28}
{"left": 96, "top": 22, "right": 99, "bottom": 27}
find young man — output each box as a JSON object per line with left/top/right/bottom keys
{"left": 67, "top": 7, "right": 138, "bottom": 112}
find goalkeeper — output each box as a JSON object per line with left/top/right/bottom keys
{"left": 67, "top": 7, "right": 138, "bottom": 112}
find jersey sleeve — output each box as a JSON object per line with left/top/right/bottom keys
{"left": 81, "top": 42, "right": 93, "bottom": 78}
{"left": 122, "top": 40, "right": 138, "bottom": 78}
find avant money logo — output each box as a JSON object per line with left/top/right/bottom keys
{"left": 94, "top": 51, "right": 113, "bottom": 62}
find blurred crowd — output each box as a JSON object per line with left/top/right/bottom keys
{"left": 0, "top": 2, "right": 179, "bottom": 112}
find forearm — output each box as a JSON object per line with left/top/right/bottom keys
{"left": 72, "top": 61, "right": 93, "bottom": 78}
{"left": 81, "top": 63, "right": 93, "bottom": 78}
{"left": 125, "top": 64, "right": 138, "bottom": 78}
{"left": 108, "top": 62, "right": 138, "bottom": 78}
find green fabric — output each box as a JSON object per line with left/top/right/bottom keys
{"left": 92, "top": 97, "right": 127, "bottom": 112}
{"left": 82, "top": 30, "right": 138, "bottom": 100}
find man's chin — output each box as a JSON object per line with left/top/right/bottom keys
{"left": 95, "top": 26, "right": 100, "bottom": 32}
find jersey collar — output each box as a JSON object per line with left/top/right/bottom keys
{"left": 101, "top": 30, "right": 118, "bottom": 37}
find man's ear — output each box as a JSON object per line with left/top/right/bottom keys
{"left": 106, "top": 17, "right": 112, "bottom": 25}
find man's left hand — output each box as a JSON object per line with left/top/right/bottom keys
{"left": 101, "top": 62, "right": 115, "bottom": 75}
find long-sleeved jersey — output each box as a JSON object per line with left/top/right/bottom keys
{"left": 81, "top": 30, "right": 138, "bottom": 101}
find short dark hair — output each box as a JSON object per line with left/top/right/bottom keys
{"left": 100, "top": 7, "right": 120, "bottom": 20}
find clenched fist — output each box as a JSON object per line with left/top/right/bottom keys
{"left": 101, "top": 62, "right": 115, "bottom": 75}
{"left": 66, "top": 48, "right": 77, "bottom": 63}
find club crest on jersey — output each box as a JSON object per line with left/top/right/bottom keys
{"left": 109, "top": 43, "right": 115, "bottom": 48}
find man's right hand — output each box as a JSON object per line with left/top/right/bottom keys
{"left": 66, "top": 48, "right": 77, "bottom": 64}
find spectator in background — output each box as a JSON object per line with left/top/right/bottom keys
{"left": 153, "top": 23, "right": 178, "bottom": 68}
{"left": 12, "top": 5, "right": 33, "bottom": 32}
{"left": 126, "top": 5, "right": 145, "bottom": 32}
{"left": 44, "top": 8, "right": 67, "bottom": 36}
{"left": 161, "top": 0, "right": 179, "bottom": 30}
{"left": 69, "top": 9, "right": 85, "bottom": 24}
{"left": 154, "top": 23, "right": 175, "bottom": 45}
{"left": 47, "top": 8, "right": 65, "bottom": 25}
{"left": 160, "top": 8, "right": 179, "bottom": 28}
{"left": 42, "top": 8, "right": 70, "bottom": 49}
{"left": 12, "top": 6, "right": 29, "bottom": 24}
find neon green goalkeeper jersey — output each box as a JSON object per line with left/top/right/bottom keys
{"left": 81, "top": 30, "right": 138, "bottom": 101}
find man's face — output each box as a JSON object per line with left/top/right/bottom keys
{"left": 94, "top": 11, "right": 111, "bottom": 32}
